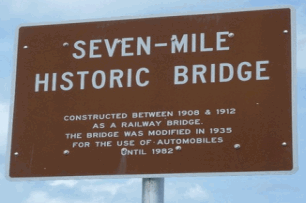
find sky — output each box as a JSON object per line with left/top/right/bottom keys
{"left": 0, "top": 0, "right": 306, "bottom": 202}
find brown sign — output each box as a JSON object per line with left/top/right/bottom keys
{"left": 8, "top": 7, "right": 296, "bottom": 179}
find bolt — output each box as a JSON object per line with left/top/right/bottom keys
{"left": 171, "top": 37, "right": 176, "bottom": 41}
{"left": 14, "top": 152, "right": 19, "bottom": 156}
{"left": 23, "top": 45, "right": 28, "bottom": 49}
{"left": 63, "top": 150, "right": 70, "bottom": 155}
{"left": 282, "top": 142, "right": 287, "bottom": 146}
{"left": 234, "top": 144, "right": 241, "bottom": 149}
{"left": 175, "top": 146, "right": 182, "bottom": 151}
{"left": 117, "top": 39, "right": 122, "bottom": 44}
{"left": 121, "top": 148, "right": 127, "bottom": 156}
{"left": 283, "top": 30, "right": 288, "bottom": 33}
{"left": 63, "top": 42, "right": 69, "bottom": 47}
{"left": 228, "top": 33, "right": 234, "bottom": 38}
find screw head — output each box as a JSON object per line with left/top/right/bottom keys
{"left": 63, "top": 150, "right": 70, "bottom": 155}
{"left": 63, "top": 42, "right": 69, "bottom": 47}
{"left": 175, "top": 146, "right": 182, "bottom": 151}
{"left": 14, "top": 152, "right": 19, "bottom": 156}
{"left": 117, "top": 39, "right": 122, "bottom": 44}
{"left": 23, "top": 45, "right": 28, "bottom": 49}
{"left": 234, "top": 144, "right": 241, "bottom": 149}
{"left": 282, "top": 142, "right": 287, "bottom": 146}
{"left": 121, "top": 148, "right": 127, "bottom": 155}
{"left": 228, "top": 33, "right": 235, "bottom": 38}
{"left": 171, "top": 37, "right": 176, "bottom": 41}
{"left": 121, "top": 148, "right": 127, "bottom": 152}
{"left": 283, "top": 30, "right": 289, "bottom": 33}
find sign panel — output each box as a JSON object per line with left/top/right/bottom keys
{"left": 8, "top": 7, "right": 297, "bottom": 179}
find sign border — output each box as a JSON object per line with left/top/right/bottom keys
{"left": 6, "top": 5, "right": 298, "bottom": 181}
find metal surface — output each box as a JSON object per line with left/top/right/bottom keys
{"left": 142, "top": 178, "right": 164, "bottom": 203}
{"left": 7, "top": 6, "right": 297, "bottom": 180}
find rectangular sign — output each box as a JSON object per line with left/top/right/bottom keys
{"left": 7, "top": 7, "right": 297, "bottom": 179}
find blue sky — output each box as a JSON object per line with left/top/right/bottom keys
{"left": 1, "top": 0, "right": 306, "bottom": 202}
